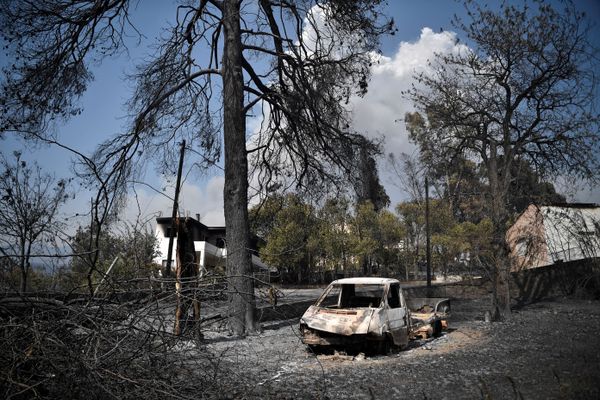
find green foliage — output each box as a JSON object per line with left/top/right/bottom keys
{"left": 0, "top": 263, "right": 57, "bottom": 293}
{"left": 432, "top": 218, "right": 493, "bottom": 277}
{"left": 507, "top": 159, "right": 566, "bottom": 215}
{"left": 251, "top": 190, "right": 497, "bottom": 282}
{"left": 351, "top": 202, "right": 380, "bottom": 264}
{"left": 317, "top": 198, "right": 353, "bottom": 273}
{"left": 252, "top": 194, "right": 318, "bottom": 283}
{"left": 251, "top": 195, "right": 404, "bottom": 282}
{"left": 406, "top": 111, "right": 568, "bottom": 222}
{"left": 353, "top": 143, "right": 390, "bottom": 211}
{"left": 394, "top": 194, "right": 495, "bottom": 279}
{"left": 374, "top": 208, "right": 405, "bottom": 275}
{"left": 406, "top": 0, "right": 599, "bottom": 314}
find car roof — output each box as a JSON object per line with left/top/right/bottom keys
{"left": 330, "top": 277, "right": 399, "bottom": 285}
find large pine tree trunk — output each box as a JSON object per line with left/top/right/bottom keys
{"left": 222, "top": 0, "right": 257, "bottom": 336}
{"left": 487, "top": 145, "right": 511, "bottom": 320}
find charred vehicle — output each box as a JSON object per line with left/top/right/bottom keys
{"left": 299, "top": 278, "right": 450, "bottom": 352}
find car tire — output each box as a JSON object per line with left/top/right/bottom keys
{"left": 379, "top": 337, "right": 391, "bottom": 355}
{"left": 432, "top": 320, "right": 442, "bottom": 337}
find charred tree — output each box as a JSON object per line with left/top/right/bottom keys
{"left": 174, "top": 217, "right": 201, "bottom": 336}
{"left": 222, "top": 0, "right": 258, "bottom": 334}
{"left": 353, "top": 138, "right": 390, "bottom": 212}
{"left": 406, "top": 0, "right": 600, "bottom": 319}
{"left": 0, "top": 152, "right": 68, "bottom": 293}
{"left": 0, "top": 0, "right": 393, "bottom": 334}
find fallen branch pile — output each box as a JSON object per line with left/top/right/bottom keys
{"left": 0, "top": 293, "right": 224, "bottom": 400}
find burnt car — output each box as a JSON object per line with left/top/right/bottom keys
{"left": 299, "top": 277, "right": 449, "bottom": 353}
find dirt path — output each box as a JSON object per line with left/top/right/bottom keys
{"left": 202, "top": 297, "right": 600, "bottom": 399}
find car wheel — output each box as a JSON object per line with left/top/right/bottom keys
{"left": 379, "top": 337, "right": 391, "bottom": 355}
{"left": 432, "top": 320, "right": 442, "bottom": 337}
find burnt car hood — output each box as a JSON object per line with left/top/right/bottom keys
{"left": 300, "top": 305, "right": 378, "bottom": 336}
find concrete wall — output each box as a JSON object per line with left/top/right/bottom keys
{"left": 403, "top": 259, "right": 599, "bottom": 307}
{"left": 511, "top": 258, "right": 600, "bottom": 305}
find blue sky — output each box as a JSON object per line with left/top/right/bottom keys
{"left": 3, "top": 0, "right": 600, "bottom": 227}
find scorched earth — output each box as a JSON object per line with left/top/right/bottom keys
{"left": 197, "top": 296, "right": 600, "bottom": 399}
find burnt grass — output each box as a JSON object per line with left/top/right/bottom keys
{"left": 203, "top": 296, "right": 600, "bottom": 399}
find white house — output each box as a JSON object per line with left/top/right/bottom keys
{"left": 507, "top": 204, "right": 600, "bottom": 271}
{"left": 153, "top": 215, "right": 271, "bottom": 276}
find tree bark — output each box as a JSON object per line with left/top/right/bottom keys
{"left": 19, "top": 264, "right": 27, "bottom": 294}
{"left": 174, "top": 218, "right": 200, "bottom": 336}
{"left": 19, "top": 239, "right": 27, "bottom": 294}
{"left": 222, "top": 0, "right": 257, "bottom": 336}
{"left": 487, "top": 144, "right": 511, "bottom": 319}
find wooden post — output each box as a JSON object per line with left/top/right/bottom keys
{"left": 165, "top": 140, "right": 186, "bottom": 278}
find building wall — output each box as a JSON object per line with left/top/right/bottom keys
{"left": 506, "top": 204, "right": 551, "bottom": 271}
{"left": 154, "top": 226, "right": 225, "bottom": 270}
{"left": 541, "top": 206, "right": 600, "bottom": 264}
{"left": 507, "top": 204, "right": 600, "bottom": 271}
{"left": 153, "top": 220, "right": 269, "bottom": 275}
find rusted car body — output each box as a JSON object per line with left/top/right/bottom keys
{"left": 299, "top": 277, "right": 449, "bottom": 352}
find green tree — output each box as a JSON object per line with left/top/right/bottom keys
{"left": 406, "top": 116, "right": 566, "bottom": 280}
{"left": 353, "top": 140, "right": 390, "bottom": 211}
{"left": 428, "top": 199, "right": 456, "bottom": 277}
{"left": 375, "top": 209, "right": 404, "bottom": 277}
{"left": 459, "top": 219, "right": 494, "bottom": 273}
{"left": 407, "top": 114, "right": 566, "bottom": 224}
{"left": 395, "top": 201, "right": 427, "bottom": 277}
{"left": 396, "top": 198, "right": 459, "bottom": 280}
{"left": 317, "top": 197, "right": 353, "bottom": 277}
{"left": 255, "top": 194, "right": 318, "bottom": 283}
{"left": 407, "top": 1, "right": 599, "bottom": 318}
{"left": 348, "top": 201, "right": 403, "bottom": 277}
{"left": 507, "top": 159, "right": 566, "bottom": 215}
{"left": 351, "top": 202, "right": 380, "bottom": 275}
{"left": 249, "top": 195, "right": 285, "bottom": 241}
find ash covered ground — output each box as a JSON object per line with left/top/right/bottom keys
{"left": 196, "top": 296, "right": 600, "bottom": 399}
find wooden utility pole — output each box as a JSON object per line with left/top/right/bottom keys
{"left": 425, "top": 177, "right": 432, "bottom": 289}
{"left": 165, "top": 140, "right": 186, "bottom": 278}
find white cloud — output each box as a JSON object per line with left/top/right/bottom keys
{"left": 121, "top": 28, "right": 480, "bottom": 225}
{"left": 349, "top": 28, "right": 465, "bottom": 205}
{"left": 301, "top": 3, "right": 370, "bottom": 60}
{"left": 120, "top": 27, "right": 598, "bottom": 230}
{"left": 122, "top": 175, "right": 225, "bottom": 227}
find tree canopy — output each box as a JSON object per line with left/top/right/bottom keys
{"left": 250, "top": 194, "right": 405, "bottom": 282}
{"left": 406, "top": 0, "right": 599, "bottom": 318}
{"left": 0, "top": 152, "right": 69, "bottom": 293}
{"left": 0, "top": 0, "right": 393, "bottom": 335}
